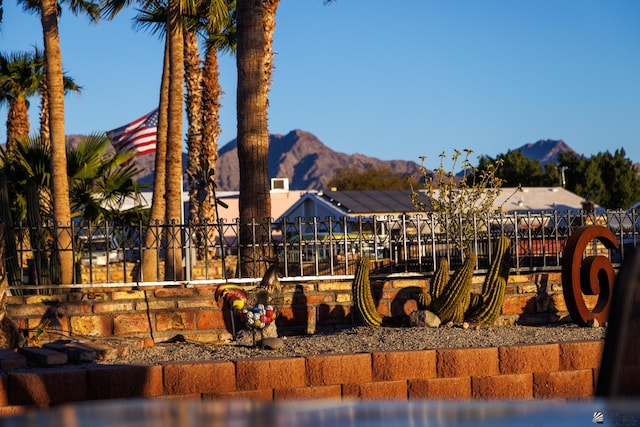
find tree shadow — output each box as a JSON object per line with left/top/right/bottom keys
{"left": 275, "top": 284, "right": 309, "bottom": 335}
{"left": 517, "top": 273, "right": 563, "bottom": 326}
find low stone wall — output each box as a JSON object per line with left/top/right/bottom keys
{"left": 0, "top": 340, "right": 603, "bottom": 416}
{"left": 6, "top": 272, "right": 590, "bottom": 346}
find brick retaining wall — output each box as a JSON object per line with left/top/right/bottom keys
{"left": 6, "top": 272, "right": 594, "bottom": 346}
{"left": 0, "top": 340, "right": 604, "bottom": 416}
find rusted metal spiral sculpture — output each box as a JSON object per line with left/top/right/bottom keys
{"left": 561, "top": 225, "right": 619, "bottom": 326}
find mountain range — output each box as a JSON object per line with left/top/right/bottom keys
{"left": 69, "top": 130, "right": 577, "bottom": 191}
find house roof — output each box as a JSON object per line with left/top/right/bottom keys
{"left": 493, "top": 187, "right": 597, "bottom": 213}
{"left": 319, "top": 190, "right": 431, "bottom": 215}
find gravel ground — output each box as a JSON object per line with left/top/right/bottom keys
{"left": 101, "top": 324, "right": 606, "bottom": 365}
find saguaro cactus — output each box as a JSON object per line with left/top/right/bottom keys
{"left": 429, "top": 252, "right": 477, "bottom": 324}
{"left": 352, "top": 257, "right": 383, "bottom": 327}
{"left": 466, "top": 236, "right": 511, "bottom": 324}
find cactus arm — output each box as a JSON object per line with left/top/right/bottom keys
{"left": 467, "top": 277, "right": 507, "bottom": 325}
{"left": 430, "top": 258, "right": 450, "bottom": 300}
{"left": 352, "top": 257, "right": 383, "bottom": 327}
{"left": 430, "top": 252, "right": 477, "bottom": 324}
{"left": 416, "top": 258, "right": 449, "bottom": 310}
{"left": 482, "top": 236, "right": 511, "bottom": 298}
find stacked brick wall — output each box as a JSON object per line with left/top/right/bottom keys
{"left": 0, "top": 340, "right": 603, "bottom": 415}
{"left": 5, "top": 272, "right": 596, "bottom": 346}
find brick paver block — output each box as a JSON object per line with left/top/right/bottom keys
{"left": 8, "top": 369, "right": 87, "bottom": 406}
{"left": 408, "top": 377, "right": 471, "bottom": 399}
{"left": 306, "top": 353, "right": 373, "bottom": 386}
{"left": 113, "top": 312, "right": 151, "bottom": 335}
{"left": 472, "top": 373, "right": 533, "bottom": 399}
{"left": 204, "top": 389, "right": 273, "bottom": 401}
{"left": 343, "top": 380, "right": 408, "bottom": 400}
{"left": 236, "top": 357, "right": 307, "bottom": 391}
{"left": 436, "top": 347, "right": 499, "bottom": 378}
{"left": 501, "top": 295, "right": 535, "bottom": 315}
{"left": 559, "top": 340, "right": 604, "bottom": 370}
{"left": 274, "top": 385, "right": 342, "bottom": 400}
{"left": 164, "top": 361, "right": 236, "bottom": 395}
{"left": 86, "top": 365, "right": 163, "bottom": 399}
{"left": 195, "top": 309, "right": 227, "bottom": 330}
{"left": 372, "top": 350, "right": 436, "bottom": 381}
{"left": 533, "top": 369, "right": 594, "bottom": 398}
{"left": 499, "top": 344, "right": 560, "bottom": 374}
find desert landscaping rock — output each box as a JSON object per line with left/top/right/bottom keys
{"left": 260, "top": 337, "right": 285, "bottom": 350}
{"left": 409, "top": 310, "right": 441, "bottom": 328}
{"left": 98, "top": 324, "right": 606, "bottom": 366}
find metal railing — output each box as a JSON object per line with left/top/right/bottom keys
{"left": 7, "top": 209, "right": 640, "bottom": 288}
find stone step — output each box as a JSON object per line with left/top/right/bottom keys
{"left": 0, "top": 349, "right": 27, "bottom": 370}
{"left": 43, "top": 340, "right": 98, "bottom": 364}
{"left": 18, "top": 347, "right": 68, "bottom": 367}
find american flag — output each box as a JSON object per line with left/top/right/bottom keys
{"left": 107, "top": 108, "right": 158, "bottom": 156}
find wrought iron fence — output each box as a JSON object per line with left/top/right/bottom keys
{"left": 7, "top": 208, "right": 640, "bottom": 288}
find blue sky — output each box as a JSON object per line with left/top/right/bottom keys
{"left": 2, "top": 0, "right": 640, "bottom": 170}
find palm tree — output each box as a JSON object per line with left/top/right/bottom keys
{"left": 67, "top": 134, "right": 145, "bottom": 223}
{"left": 129, "top": 0, "right": 230, "bottom": 279}
{"left": 1, "top": 48, "right": 82, "bottom": 153}
{"left": 24, "top": 0, "right": 100, "bottom": 284}
{"left": 187, "top": 1, "right": 234, "bottom": 260}
{"left": 235, "top": 0, "right": 278, "bottom": 277}
{"left": 0, "top": 134, "right": 145, "bottom": 289}
{"left": 0, "top": 51, "right": 41, "bottom": 153}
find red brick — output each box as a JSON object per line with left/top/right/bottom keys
{"left": 92, "top": 302, "right": 135, "bottom": 313}
{"left": 86, "top": 365, "right": 163, "bottom": 399}
{"left": 164, "top": 361, "right": 236, "bottom": 395}
{"left": 317, "top": 304, "right": 350, "bottom": 324}
{"left": 436, "top": 347, "right": 499, "bottom": 378}
{"left": 295, "top": 294, "right": 333, "bottom": 305}
{"left": 70, "top": 314, "right": 112, "bottom": 337}
{"left": 53, "top": 303, "right": 92, "bottom": 316}
{"left": 533, "top": 369, "right": 594, "bottom": 398}
{"left": 276, "top": 306, "right": 312, "bottom": 327}
{"left": 236, "top": 357, "right": 307, "bottom": 391}
{"left": 408, "top": 377, "right": 471, "bottom": 399}
{"left": 274, "top": 385, "right": 342, "bottom": 400}
{"left": 472, "top": 373, "right": 533, "bottom": 399}
{"left": 306, "top": 353, "right": 372, "bottom": 386}
{"left": 196, "top": 309, "right": 227, "bottom": 330}
{"left": 343, "top": 381, "right": 408, "bottom": 399}
{"left": 372, "top": 350, "right": 436, "bottom": 381}
{"left": 499, "top": 344, "right": 560, "bottom": 374}
{"left": 6, "top": 305, "right": 48, "bottom": 318}
{"left": 205, "top": 389, "right": 273, "bottom": 400}
{"left": 113, "top": 312, "right": 150, "bottom": 335}
{"left": 194, "top": 284, "right": 217, "bottom": 296}
{"left": 559, "top": 340, "right": 604, "bottom": 370}
{"left": 154, "top": 287, "right": 196, "bottom": 298}
{"left": 155, "top": 311, "right": 196, "bottom": 332}
{"left": 8, "top": 368, "right": 87, "bottom": 406}
{"left": 501, "top": 295, "right": 535, "bottom": 315}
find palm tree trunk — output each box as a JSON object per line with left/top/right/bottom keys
{"left": 164, "top": 0, "right": 185, "bottom": 281}
{"left": 236, "top": 0, "right": 276, "bottom": 277}
{"left": 6, "top": 96, "right": 30, "bottom": 153}
{"left": 41, "top": 0, "right": 73, "bottom": 285}
{"left": 200, "top": 45, "right": 222, "bottom": 260}
{"left": 141, "top": 38, "right": 170, "bottom": 282}
{"left": 184, "top": 28, "right": 204, "bottom": 259}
